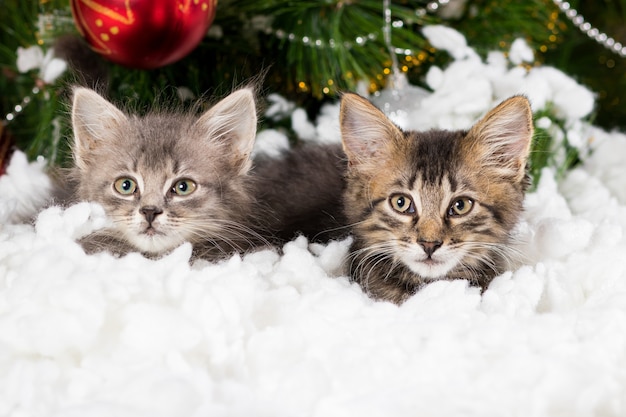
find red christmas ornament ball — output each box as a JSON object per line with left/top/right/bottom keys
{"left": 70, "top": 0, "right": 217, "bottom": 69}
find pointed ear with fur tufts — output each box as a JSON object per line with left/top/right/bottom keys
{"left": 71, "top": 87, "right": 128, "bottom": 171}
{"left": 464, "top": 96, "right": 534, "bottom": 182}
{"left": 193, "top": 88, "right": 257, "bottom": 174}
{"left": 339, "top": 93, "right": 404, "bottom": 172}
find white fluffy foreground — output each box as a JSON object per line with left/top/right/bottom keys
{"left": 2, "top": 26, "right": 626, "bottom": 416}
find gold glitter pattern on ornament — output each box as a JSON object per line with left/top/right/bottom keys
{"left": 72, "top": 0, "right": 134, "bottom": 55}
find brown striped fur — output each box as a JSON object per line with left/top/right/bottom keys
{"left": 340, "top": 93, "right": 533, "bottom": 304}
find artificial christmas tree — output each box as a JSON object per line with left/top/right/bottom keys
{"left": 1, "top": 0, "right": 625, "bottom": 169}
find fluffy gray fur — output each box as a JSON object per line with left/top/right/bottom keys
{"left": 68, "top": 87, "right": 265, "bottom": 259}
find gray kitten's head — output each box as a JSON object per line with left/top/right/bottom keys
{"left": 70, "top": 87, "right": 257, "bottom": 256}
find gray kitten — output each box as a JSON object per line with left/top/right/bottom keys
{"left": 69, "top": 87, "right": 264, "bottom": 259}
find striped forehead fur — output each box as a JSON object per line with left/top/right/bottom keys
{"left": 404, "top": 129, "right": 465, "bottom": 187}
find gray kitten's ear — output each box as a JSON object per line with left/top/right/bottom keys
{"left": 340, "top": 93, "right": 403, "bottom": 170}
{"left": 465, "top": 96, "right": 533, "bottom": 181}
{"left": 194, "top": 88, "right": 257, "bottom": 173}
{"left": 71, "top": 87, "right": 128, "bottom": 169}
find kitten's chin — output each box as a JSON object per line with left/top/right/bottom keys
{"left": 400, "top": 249, "right": 464, "bottom": 280}
{"left": 125, "top": 230, "right": 183, "bottom": 255}
{"left": 403, "top": 260, "right": 454, "bottom": 280}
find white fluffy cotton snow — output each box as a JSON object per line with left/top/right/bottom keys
{"left": 1, "top": 26, "right": 626, "bottom": 416}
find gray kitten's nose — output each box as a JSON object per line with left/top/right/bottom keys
{"left": 419, "top": 241, "right": 442, "bottom": 257}
{"left": 140, "top": 206, "right": 163, "bottom": 224}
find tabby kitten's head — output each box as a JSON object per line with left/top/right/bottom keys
{"left": 70, "top": 87, "right": 258, "bottom": 257}
{"left": 340, "top": 93, "right": 533, "bottom": 303}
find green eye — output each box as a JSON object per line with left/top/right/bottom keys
{"left": 449, "top": 197, "right": 474, "bottom": 217}
{"left": 114, "top": 177, "right": 137, "bottom": 195}
{"left": 171, "top": 179, "right": 197, "bottom": 196}
{"left": 389, "top": 193, "right": 415, "bottom": 214}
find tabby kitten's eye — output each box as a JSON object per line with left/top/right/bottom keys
{"left": 449, "top": 197, "right": 474, "bottom": 217}
{"left": 171, "top": 179, "right": 197, "bottom": 196}
{"left": 389, "top": 193, "right": 416, "bottom": 214}
{"left": 114, "top": 177, "right": 137, "bottom": 195}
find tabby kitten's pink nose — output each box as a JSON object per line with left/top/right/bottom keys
{"left": 419, "top": 241, "right": 442, "bottom": 257}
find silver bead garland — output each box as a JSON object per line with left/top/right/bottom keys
{"left": 2, "top": 87, "right": 41, "bottom": 127}
{"left": 268, "top": 0, "right": 626, "bottom": 59}
{"left": 266, "top": 0, "right": 448, "bottom": 57}
{"left": 553, "top": 0, "right": 626, "bottom": 57}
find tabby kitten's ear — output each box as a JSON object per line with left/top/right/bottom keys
{"left": 193, "top": 88, "right": 257, "bottom": 174}
{"left": 464, "top": 96, "right": 533, "bottom": 181}
{"left": 340, "top": 93, "right": 404, "bottom": 171}
{"left": 71, "top": 88, "right": 129, "bottom": 171}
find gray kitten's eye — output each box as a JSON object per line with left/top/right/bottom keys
{"left": 171, "top": 179, "right": 197, "bottom": 196}
{"left": 114, "top": 177, "right": 137, "bottom": 195}
{"left": 449, "top": 197, "right": 474, "bottom": 217}
{"left": 389, "top": 193, "right": 415, "bottom": 214}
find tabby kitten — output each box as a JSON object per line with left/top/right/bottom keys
{"left": 69, "top": 87, "right": 262, "bottom": 259}
{"left": 340, "top": 93, "right": 533, "bottom": 304}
